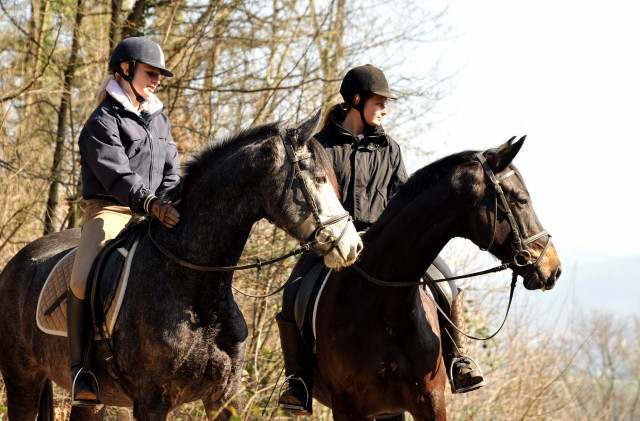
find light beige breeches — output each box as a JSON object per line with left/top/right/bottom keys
{"left": 69, "top": 199, "right": 132, "bottom": 298}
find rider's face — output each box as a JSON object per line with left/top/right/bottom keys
{"left": 121, "top": 62, "right": 162, "bottom": 101}
{"left": 362, "top": 94, "right": 388, "bottom": 127}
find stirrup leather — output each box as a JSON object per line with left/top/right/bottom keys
{"left": 72, "top": 368, "right": 101, "bottom": 406}
{"left": 449, "top": 355, "right": 486, "bottom": 394}
{"left": 278, "top": 374, "right": 310, "bottom": 412}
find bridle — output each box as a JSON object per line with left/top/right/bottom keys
{"left": 280, "top": 128, "right": 352, "bottom": 257}
{"left": 148, "top": 129, "right": 351, "bottom": 278}
{"left": 350, "top": 149, "right": 554, "bottom": 341}
{"left": 352, "top": 150, "right": 552, "bottom": 287}
{"left": 475, "top": 152, "right": 551, "bottom": 278}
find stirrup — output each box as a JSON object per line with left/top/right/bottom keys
{"left": 278, "top": 374, "right": 310, "bottom": 413}
{"left": 72, "top": 368, "right": 101, "bottom": 406}
{"left": 449, "top": 355, "right": 486, "bottom": 394}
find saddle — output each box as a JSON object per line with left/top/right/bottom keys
{"left": 36, "top": 221, "right": 144, "bottom": 338}
{"left": 423, "top": 264, "right": 453, "bottom": 315}
{"left": 292, "top": 262, "right": 333, "bottom": 352}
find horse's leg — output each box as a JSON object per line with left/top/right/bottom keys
{"left": 405, "top": 391, "right": 447, "bottom": 421}
{"left": 375, "top": 414, "right": 405, "bottom": 421}
{"left": 203, "top": 395, "right": 245, "bottom": 421}
{"left": 132, "top": 395, "right": 171, "bottom": 421}
{"left": 329, "top": 395, "right": 365, "bottom": 421}
{"left": 2, "top": 368, "right": 47, "bottom": 420}
{"left": 69, "top": 405, "right": 106, "bottom": 421}
{"left": 332, "top": 410, "right": 362, "bottom": 421}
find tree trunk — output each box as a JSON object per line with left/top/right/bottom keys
{"left": 122, "top": 0, "right": 147, "bottom": 39}
{"left": 110, "top": 0, "right": 123, "bottom": 51}
{"left": 43, "top": 0, "right": 85, "bottom": 234}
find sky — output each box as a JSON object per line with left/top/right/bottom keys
{"left": 397, "top": 0, "right": 640, "bottom": 322}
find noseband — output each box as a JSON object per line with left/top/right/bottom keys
{"left": 281, "top": 129, "right": 352, "bottom": 256}
{"left": 475, "top": 153, "right": 551, "bottom": 275}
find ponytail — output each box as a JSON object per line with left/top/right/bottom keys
{"left": 321, "top": 102, "right": 350, "bottom": 131}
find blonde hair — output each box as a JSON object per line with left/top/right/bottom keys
{"left": 96, "top": 74, "right": 116, "bottom": 105}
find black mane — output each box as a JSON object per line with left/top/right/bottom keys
{"left": 164, "top": 122, "right": 281, "bottom": 202}
{"left": 391, "top": 149, "right": 480, "bottom": 204}
{"left": 371, "top": 149, "right": 482, "bottom": 225}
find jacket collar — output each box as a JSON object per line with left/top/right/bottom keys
{"left": 330, "top": 106, "right": 388, "bottom": 147}
{"left": 106, "top": 79, "right": 164, "bottom": 116}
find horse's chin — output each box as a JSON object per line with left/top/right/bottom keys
{"left": 323, "top": 252, "right": 359, "bottom": 270}
{"left": 522, "top": 272, "right": 557, "bottom": 291}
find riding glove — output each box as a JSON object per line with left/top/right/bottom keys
{"left": 145, "top": 195, "right": 180, "bottom": 228}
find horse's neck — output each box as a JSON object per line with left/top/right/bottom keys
{"left": 359, "top": 189, "right": 460, "bottom": 283}
{"left": 156, "top": 182, "right": 260, "bottom": 276}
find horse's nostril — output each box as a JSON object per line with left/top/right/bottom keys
{"left": 357, "top": 241, "right": 364, "bottom": 254}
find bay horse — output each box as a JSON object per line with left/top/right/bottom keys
{"left": 0, "top": 112, "right": 363, "bottom": 420}
{"left": 306, "top": 137, "right": 562, "bottom": 420}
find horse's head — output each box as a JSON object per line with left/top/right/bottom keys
{"left": 263, "top": 111, "right": 362, "bottom": 269}
{"left": 461, "top": 137, "right": 562, "bottom": 290}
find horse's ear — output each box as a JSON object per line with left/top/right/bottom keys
{"left": 295, "top": 109, "right": 322, "bottom": 145}
{"left": 486, "top": 135, "right": 526, "bottom": 172}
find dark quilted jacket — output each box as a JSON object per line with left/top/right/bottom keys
{"left": 79, "top": 95, "right": 181, "bottom": 213}
{"left": 314, "top": 108, "right": 408, "bottom": 231}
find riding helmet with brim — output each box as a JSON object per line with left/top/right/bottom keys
{"left": 340, "top": 64, "right": 397, "bottom": 101}
{"left": 109, "top": 37, "right": 174, "bottom": 78}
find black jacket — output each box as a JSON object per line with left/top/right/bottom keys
{"left": 315, "top": 108, "right": 408, "bottom": 231}
{"left": 79, "top": 95, "right": 181, "bottom": 213}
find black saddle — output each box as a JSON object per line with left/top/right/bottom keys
{"left": 88, "top": 218, "right": 145, "bottom": 324}
{"left": 291, "top": 259, "right": 331, "bottom": 351}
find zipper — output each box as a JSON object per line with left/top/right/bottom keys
{"left": 146, "top": 125, "right": 154, "bottom": 189}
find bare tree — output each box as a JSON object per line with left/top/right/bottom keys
{"left": 43, "top": 0, "right": 84, "bottom": 234}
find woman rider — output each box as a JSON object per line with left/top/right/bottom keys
{"left": 68, "top": 37, "right": 181, "bottom": 406}
{"left": 277, "top": 65, "right": 485, "bottom": 416}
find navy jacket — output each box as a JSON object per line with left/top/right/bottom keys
{"left": 79, "top": 95, "right": 181, "bottom": 213}
{"left": 315, "top": 108, "right": 408, "bottom": 231}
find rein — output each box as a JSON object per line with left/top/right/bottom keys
{"left": 148, "top": 219, "right": 311, "bottom": 272}
{"left": 350, "top": 261, "right": 514, "bottom": 287}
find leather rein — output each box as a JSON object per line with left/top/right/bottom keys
{"left": 350, "top": 151, "right": 552, "bottom": 341}
{"left": 147, "top": 130, "right": 351, "bottom": 297}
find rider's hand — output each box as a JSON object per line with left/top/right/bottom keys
{"left": 150, "top": 198, "right": 180, "bottom": 228}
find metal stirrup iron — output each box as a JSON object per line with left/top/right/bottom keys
{"left": 277, "top": 374, "right": 310, "bottom": 412}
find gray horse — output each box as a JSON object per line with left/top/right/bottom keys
{"left": 0, "top": 112, "right": 362, "bottom": 420}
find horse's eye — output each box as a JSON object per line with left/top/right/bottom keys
{"left": 517, "top": 197, "right": 528, "bottom": 206}
{"left": 316, "top": 176, "right": 327, "bottom": 184}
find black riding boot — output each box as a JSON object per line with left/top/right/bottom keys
{"left": 442, "top": 288, "right": 485, "bottom": 393}
{"left": 67, "top": 290, "right": 100, "bottom": 406}
{"left": 276, "top": 313, "right": 312, "bottom": 416}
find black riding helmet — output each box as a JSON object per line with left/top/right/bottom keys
{"left": 109, "top": 37, "right": 173, "bottom": 103}
{"left": 339, "top": 64, "right": 396, "bottom": 129}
